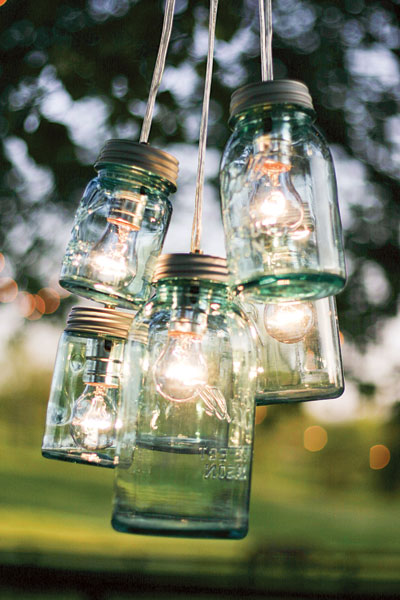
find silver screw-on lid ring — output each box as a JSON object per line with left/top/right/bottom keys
{"left": 153, "top": 253, "right": 228, "bottom": 283}
{"left": 65, "top": 306, "right": 134, "bottom": 338}
{"left": 230, "top": 79, "right": 314, "bottom": 121}
{"left": 94, "top": 140, "right": 179, "bottom": 191}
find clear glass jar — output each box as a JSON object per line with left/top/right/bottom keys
{"left": 112, "top": 254, "right": 257, "bottom": 539}
{"left": 42, "top": 307, "right": 134, "bottom": 468}
{"left": 220, "top": 80, "right": 346, "bottom": 302}
{"left": 240, "top": 296, "right": 344, "bottom": 404}
{"left": 60, "top": 140, "right": 179, "bottom": 310}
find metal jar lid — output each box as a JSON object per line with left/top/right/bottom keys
{"left": 94, "top": 140, "right": 179, "bottom": 191}
{"left": 65, "top": 306, "right": 134, "bottom": 338}
{"left": 153, "top": 253, "right": 228, "bottom": 283}
{"left": 230, "top": 80, "right": 314, "bottom": 121}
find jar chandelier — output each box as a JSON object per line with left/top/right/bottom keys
{"left": 42, "top": 0, "right": 345, "bottom": 540}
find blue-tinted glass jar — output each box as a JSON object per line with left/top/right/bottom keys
{"left": 42, "top": 307, "right": 134, "bottom": 468}
{"left": 240, "top": 296, "right": 344, "bottom": 404}
{"left": 60, "top": 140, "right": 179, "bottom": 310}
{"left": 112, "top": 254, "right": 257, "bottom": 539}
{"left": 220, "top": 80, "right": 346, "bottom": 302}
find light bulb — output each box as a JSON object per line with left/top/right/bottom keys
{"left": 249, "top": 164, "right": 304, "bottom": 236}
{"left": 264, "top": 301, "right": 314, "bottom": 344}
{"left": 153, "top": 331, "right": 208, "bottom": 402}
{"left": 70, "top": 384, "right": 117, "bottom": 450}
{"left": 90, "top": 219, "right": 138, "bottom": 288}
{"left": 247, "top": 134, "right": 305, "bottom": 237}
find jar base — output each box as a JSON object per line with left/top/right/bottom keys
{"left": 42, "top": 448, "right": 115, "bottom": 468}
{"left": 59, "top": 277, "right": 142, "bottom": 311}
{"left": 256, "top": 383, "right": 344, "bottom": 405}
{"left": 237, "top": 271, "right": 345, "bottom": 302}
{"left": 111, "top": 512, "right": 248, "bottom": 539}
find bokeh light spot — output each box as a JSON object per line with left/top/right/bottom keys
{"left": 255, "top": 406, "right": 267, "bottom": 425}
{"left": 370, "top": 444, "right": 390, "bottom": 470}
{"left": 0, "top": 253, "right": 5, "bottom": 273}
{"left": 38, "top": 287, "right": 60, "bottom": 314}
{"left": 17, "top": 292, "right": 36, "bottom": 317}
{"left": 0, "top": 0, "right": 8, "bottom": 6}
{"left": 26, "top": 295, "right": 45, "bottom": 321}
{"left": 0, "top": 278, "right": 18, "bottom": 303}
{"left": 304, "top": 425, "right": 328, "bottom": 452}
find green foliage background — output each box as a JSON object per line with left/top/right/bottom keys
{"left": 1, "top": 0, "right": 400, "bottom": 346}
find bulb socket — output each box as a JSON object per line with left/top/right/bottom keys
{"left": 153, "top": 254, "right": 228, "bottom": 283}
{"left": 65, "top": 307, "right": 134, "bottom": 339}
{"left": 230, "top": 80, "right": 314, "bottom": 122}
{"left": 107, "top": 192, "right": 146, "bottom": 230}
{"left": 94, "top": 140, "right": 179, "bottom": 191}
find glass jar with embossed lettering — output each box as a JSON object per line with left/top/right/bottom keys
{"left": 60, "top": 140, "right": 178, "bottom": 310}
{"left": 42, "top": 306, "right": 134, "bottom": 468}
{"left": 112, "top": 254, "right": 257, "bottom": 539}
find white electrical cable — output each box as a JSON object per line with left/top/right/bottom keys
{"left": 140, "top": 0, "right": 176, "bottom": 144}
{"left": 259, "top": 0, "right": 273, "bottom": 81}
{"left": 190, "top": 0, "right": 219, "bottom": 254}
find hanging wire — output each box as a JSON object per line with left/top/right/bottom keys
{"left": 259, "top": 0, "right": 273, "bottom": 81}
{"left": 190, "top": 0, "right": 219, "bottom": 254}
{"left": 140, "top": 0, "right": 176, "bottom": 144}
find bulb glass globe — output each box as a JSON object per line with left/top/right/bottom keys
{"left": 153, "top": 332, "right": 208, "bottom": 402}
{"left": 70, "top": 384, "right": 116, "bottom": 450}
{"left": 249, "top": 166, "right": 304, "bottom": 236}
{"left": 264, "top": 301, "right": 314, "bottom": 344}
{"left": 90, "top": 220, "right": 138, "bottom": 288}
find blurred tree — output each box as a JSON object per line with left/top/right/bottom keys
{"left": 1, "top": 0, "right": 399, "bottom": 347}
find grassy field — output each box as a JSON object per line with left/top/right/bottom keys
{"left": 1, "top": 377, "right": 400, "bottom": 595}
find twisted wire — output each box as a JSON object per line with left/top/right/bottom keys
{"left": 259, "top": 0, "right": 273, "bottom": 81}
{"left": 140, "top": 0, "right": 176, "bottom": 143}
{"left": 190, "top": 0, "right": 219, "bottom": 253}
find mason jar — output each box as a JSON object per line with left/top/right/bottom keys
{"left": 112, "top": 254, "right": 257, "bottom": 539}
{"left": 240, "top": 296, "right": 344, "bottom": 404}
{"left": 42, "top": 306, "right": 134, "bottom": 468}
{"left": 60, "top": 140, "right": 179, "bottom": 310}
{"left": 220, "top": 80, "right": 346, "bottom": 302}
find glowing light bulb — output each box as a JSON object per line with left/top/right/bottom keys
{"left": 153, "top": 332, "right": 208, "bottom": 402}
{"left": 70, "top": 384, "right": 116, "bottom": 450}
{"left": 249, "top": 166, "right": 304, "bottom": 236}
{"left": 264, "top": 301, "right": 314, "bottom": 344}
{"left": 90, "top": 219, "right": 138, "bottom": 288}
{"left": 247, "top": 135, "right": 305, "bottom": 236}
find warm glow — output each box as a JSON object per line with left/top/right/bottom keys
{"left": 257, "top": 159, "right": 291, "bottom": 175}
{"left": 154, "top": 331, "right": 208, "bottom": 402}
{"left": 91, "top": 252, "right": 130, "bottom": 282}
{"left": 257, "top": 189, "right": 287, "bottom": 224}
{"left": 304, "top": 425, "right": 328, "bottom": 452}
{"left": 255, "top": 405, "right": 267, "bottom": 425}
{"left": 90, "top": 222, "right": 137, "bottom": 286}
{"left": 0, "top": 0, "right": 8, "bottom": 7}
{"left": 264, "top": 301, "right": 314, "bottom": 344}
{"left": 0, "top": 278, "right": 18, "bottom": 303}
{"left": 27, "top": 295, "right": 46, "bottom": 321}
{"left": 70, "top": 385, "right": 115, "bottom": 451}
{"left": 370, "top": 444, "right": 390, "bottom": 470}
{"left": 38, "top": 287, "right": 61, "bottom": 314}
{"left": 17, "top": 292, "right": 36, "bottom": 317}
{"left": 0, "top": 253, "right": 5, "bottom": 273}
